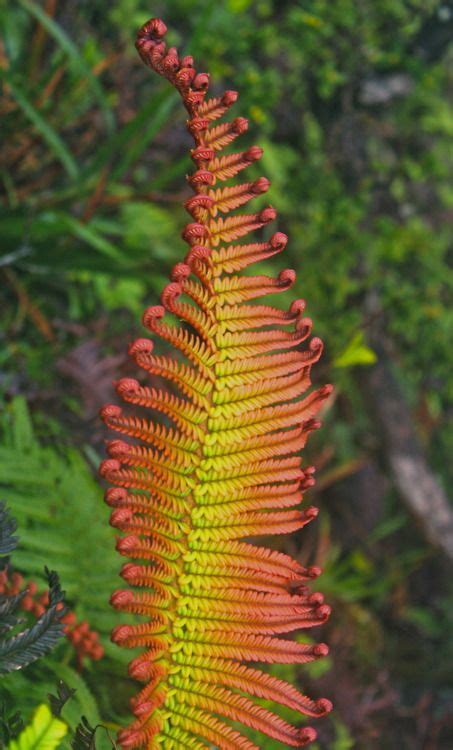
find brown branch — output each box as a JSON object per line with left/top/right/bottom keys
{"left": 359, "top": 305, "right": 453, "bottom": 560}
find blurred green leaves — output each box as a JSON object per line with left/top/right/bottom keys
{"left": 1, "top": 2, "right": 452, "bottom": 746}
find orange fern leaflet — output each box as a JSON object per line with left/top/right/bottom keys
{"left": 100, "top": 17, "right": 333, "bottom": 749}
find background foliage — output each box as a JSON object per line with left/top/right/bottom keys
{"left": 1, "top": 1, "right": 452, "bottom": 748}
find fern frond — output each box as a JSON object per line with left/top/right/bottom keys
{"left": 7, "top": 704, "right": 67, "bottom": 750}
{"left": 0, "top": 704, "right": 24, "bottom": 747}
{"left": 0, "top": 502, "right": 18, "bottom": 563}
{"left": 48, "top": 681, "right": 77, "bottom": 718}
{"left": 0, "top": 397, "right": 119, "bottom": 637}
{"left": 71, "top": 717, "right": 97, "bottom": 750}
{"left": 102, "top": 17, "right": 333, "bottom": 749}
{"left": 0, "top": 568, "right": 66, "bottom": 674}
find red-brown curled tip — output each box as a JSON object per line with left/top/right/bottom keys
{"left": 188, "top": 169, "right": 215, "bottom": 186}
{"left": 301, "top": 476, "right": 316, "bottom": 491}
{"left": 128, "top": 655, "right": 154, "bottom": 681}
{"left": 116, "top": 378, "right": 141, "bottom": 397}
{"left": 309, "top": 336, "right": 323, "bottom": 352}
{"left": 161, "top": 282, "right": 183, "bottom": 308}
{"left": 111, "top": 624, "right": 133, "bottom": 644}
{"left": 304, "top": 419, "right": 321, "bottom": 433}
{"left": 116, "top": 535, "right": 141, "bottom": 554}
{"left": 316, "top": 698, "right": 333, "bottom": 715}
{"left": 278, "top": 268, "right": 296, "bottom": 285}
{"left": 185, "top": 245, "right": 212, "bottom": 265}
{"left": 186, "top": 90, "right": 206, "bottom": 107}
{"left": 192, "top": 73, "right": 210, "bottom": 91}
{"left": 309, "top": 592, "right": 324, "bottom": 606}
{"left": 161, "top": 48, "right": 179, "bottom": 73}
{"left": 314, "top": 643, "right": 329, "bottom": 657}
{"left": 304, "top": 506, "right": 319, "bottom": 520}
{"left": 245, "top": 145, "right": 263, "bottom": 161}
{"left": 142, "top": 305, "right": 165, "bottom": 326}
{"left": 191, "top": 146, "right": 215, "bottom": 162}
{"left": 270, "top": 231, "right": 288, "bottom": 250}
{"left": 259, "top": 206, "right": 277, "bottom": 223}
{"left": 129, "top": 338, "right": 153, "bottom": 356}
{"left": 233, "top": 116, "right": 249, "bottom": 134}
{"left": 253, "top": 176, "right": 271, "bottom": 194}
{"left": 175, "top": 67, "right": 196, "bottom": 88}
{"left": 298, "top": 727, "right": 317, "bottom": 745}
{"left": 137, "top": 18, "right": 167, "bottom": 41}
{"left": 185, "top": 194, "right": 215, "bottom": 214}
{"left": 222, "top": 90, "right": 238, "bottom": 106}
{"left": 105, "top": 487, "right": 128, "bottom": 506}
{"left": 181, "top": 55, "right": 194, "bottom": 68}
{"left": 99, "top": 403, "right": 122, "bottom": 420}
{"left": 317, "top": 604, "right": 332, "bottom": 620}
{"left": 117, "top": 729, "right": 142, "bottom": 749}
{"left": 107, "top": 439, "right": 130, "bottom": 458}
{"left": 290, "top": 299, "right": 306, "bottom": 315}
{"left": 110, "top": 589, "right": 134, "bottom": 608}
{"left": 182, "top": 223, "right": 210, "bottom": 243}
{"left": 307, "top": 565, "right": 322, "bottom": 578}
{"left": 110, "top": 508, "right": 133, "bottom": 528}
{"left": 121, "top": 562, "right": 142, "bottom": 581}
{"left": 296, "top": 316, "right": 312, "bottom": 334}
{"left": 133, "top": 701, "right": 154, "bottom": 719}
{"left": 187, "top": 117, "right": 209, "bottom": 134}
{"left": 171, "top": 262, "right": 191, "bottom": 281}
{"left": 99, "top": 458, "right": 121, "bottom": 478}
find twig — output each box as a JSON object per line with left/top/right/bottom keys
{"left": 360, "top": 295, "right": 453, "bottom": 560}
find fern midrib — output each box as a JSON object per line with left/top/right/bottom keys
{"left": 158, "top": 290, "right": 222, "bottom": 731}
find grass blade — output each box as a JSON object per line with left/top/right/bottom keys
{"left": 18, "top": 0, "right": 115, "bottom": 133}
{"left": 62, "top": 215, "right": 124, "bottom": 262}
{"left": 3, "top": 75, "right": 79, "bottom": 179}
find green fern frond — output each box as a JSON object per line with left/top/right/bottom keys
{"left": 0, "top": 503, "right": 18, "bottom": 561}
{"left": 47, "top": 682, "right": 77, "bottom": 719}
{"left": 71, "top": 717, "right": 98, "bottom": 750}
{"left": 0, "top": 398, "right": 118, "bottom": 636}
{"left": 0, "top": 705, "right": 24, "bottom": 748}
{"left": 0, "top": 568, "right": 66, "bottom": 674}
{"left": 6, "top": 705, "right": 67, "bottom": 750}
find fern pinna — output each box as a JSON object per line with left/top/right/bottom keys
{"left": 100, "top": 17, "right": 333, "bottom": 750}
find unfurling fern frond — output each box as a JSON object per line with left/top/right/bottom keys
{"left": 48, "top": 681, "right": 77, "bottom": 718}
{"left": 71, "top": 716, "right": 98, "bottom": 750}
{"left": 0, "top": 704, "right": 24, "bottom": 748}
{"left": 0, "top": 567, "right": 67, "bottom": 674}
{"left": 100, "top": 17, "right": 333, "bottom": 749}
{"left": 0, "top": 504, "right": 67, "bottom": 674}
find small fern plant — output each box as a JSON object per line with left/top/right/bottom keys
{"left": 0, "top": 502, "right": 67, "bottom": 675}
{"left": 100, "top": 17, "right": 333, "bottom": 749}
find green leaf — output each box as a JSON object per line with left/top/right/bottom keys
{"left": 7, "top": 704, "right": 67, "bottom": 750}
{"left": 62, "top": 216, "right": 124, "bottom": 262}
{"left": 334, "top": 331, "right": 377, "bottom": 368}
